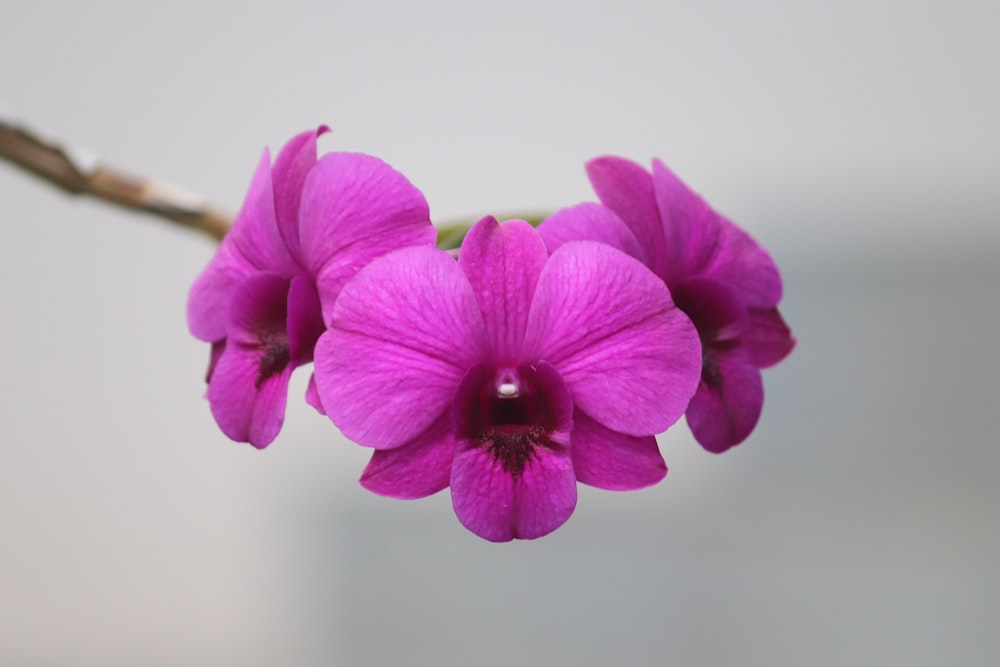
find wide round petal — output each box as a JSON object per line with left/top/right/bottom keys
{"left": 686, "top": 344, "right": 764, "bottom": 453}
{"left": 315, "top": 246, "right": 486, "bottom": 450}
{"left": 700, "top": 220, "right": 783, "bottom": 309}
{"left": 537, "top": 202, "right": 647, "bottom": 265}
{"left": 297, "top": 152, "right": 435, "bottom": 322}
{"left": 207, "top": 273, "right": 293, "bottom": 448}
{"left": 270, "top": 125, "right": 329, "bottom": 261}
{"left": 744, "top": 307, "right": 796, "bottom": 368}
{"left": 522, "top": 240, "right": 701, "bottom": 436}
{"left": 458, "top": 217, "right": 548, "bottom": 364}
{"left": 570, "top": 409, "right": 667, "bottom": 490}
{"left": 585, "top": 156, "right": 668, "bottom": 276}
{"left": 360, "top": 414, "right": 455, "bottom": 499}
{"left": 651, "top": 158, "right": 723, "bottom": 283}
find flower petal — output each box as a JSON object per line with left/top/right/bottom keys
{"left": 226, "top": 148, "right": 298, "bottom": 274}
{"left": 305, "top": 373, "right": 325, "bottom": 415}
{"left": 270, "top": 126, "right": 329, "bottom": 261}
{"left": 651, "top": 158, "right": 723, "bottom": 283}
{"left": 744, "top": 307, "right": 796, "bottom": 368}
{"left": 686, "top": 344, "right": 764, "bottom": 453}
{"left": 451, "top": 436, "right": 576, "bottom": 542}
{"left": 585, "top": 156, "right": 668, "bottom": 275}
{"left": 297, "top": 152, "right": 435, "bottom": 322}
{"left": 523, "top": 240, "right": 701, "bottom": 436}
{"left": 701, "top": 220, "right": 783, "bottom": 309}
{"left": 537, "top": 202, "right": 647, "bottom": 265}
{"left": 360, "top": 414, "right": 455, "bottom": 499}
{"left": 286, "top": 274, "right": 325, "bottom": 364}
{"left": 315, "top": 246, "right": 486, "bottom": 450}
{"left": 187, "top": 241, "right": 256, "bottom": 342}
{"left": 207, "top": 273, "right": 294, "bottom": 448}
{"left": 458, "top": 217, "right": 548, "bottom": 364}
{"left": 571, "top": 409, "right": 667, "bottom": 490}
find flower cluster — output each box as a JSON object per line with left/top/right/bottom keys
{"left": 189, "top": 128, "right": 794, "bottom": 541}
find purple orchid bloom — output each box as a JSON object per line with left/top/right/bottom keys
{"left": 313, "top": 216, "right": 701, "bottom": 541}
{"left": 187, "top": 127, "right": 436, "bottom": 448}
{"left": 538, "top": 157, "right": 795, "bottom": 453}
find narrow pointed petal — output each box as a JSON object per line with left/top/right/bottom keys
{"left": 744, "top": 307, "right": 796, "bottom": 368}
{"left": 361, "top": 415, "right": 455, "bottom": 499}
{"left": 687, "top": 345, "right": 764, "bottom": 453}
{"left": 271, "top": 125, "right": 330, "bottom": 260}
{"left": 298, "top": 152, "right": 435, "bottom": 322}
{"left": 226, "top": 149, "right": 298, "bottom": 274}
{"left": 207, "top": 273, "right": 294, "bottom": 447}
{"left": 305, "top": 373, "right": 325, "bottom": 415}
{"left": 571, "top": 410, "right": 667, "bottom": 490}
{"left": 523, "top": 241, "right": 701, "bottom": 436}
{"left": 537, "top": 202, "right": 647, "bottom": 265}
{"left": 315, "top": 246, "right": 486, "bottom": 450}
{"left": 651, "top": 158, "right": 723, "bottom": 282}
{"left": 701, "top": 221, "right": 783, "bottom": 309}
{"left": 451, "top": 437, "right": 576, "bottom": 542}
{"left": 458, "top": 217, "right": 548, "bottom": 363}
{"left": 585, "top": 156, "right": 668, "bottom": 276}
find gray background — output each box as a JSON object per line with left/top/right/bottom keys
{"left": 1, "top": 1, "right": 998, "bottom": 665}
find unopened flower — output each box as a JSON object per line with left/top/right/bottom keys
{"left": 314, "top": 216, "right": 700, "bottom": 541}
{"left": 187, "top": 127, "right": 435, "bottom": 447}
{"left": 539, "top": 158, "right": 795, "bottom": 453}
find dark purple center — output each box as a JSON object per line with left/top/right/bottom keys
{"left": 256, "top": 336, "right": 291, "bottom": 388}
{"left": 455, "top": 365, "right": 565, "bottom": 478}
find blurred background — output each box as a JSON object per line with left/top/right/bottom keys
{"left": 1, "top": 1, "right": 998, "bottom": 664}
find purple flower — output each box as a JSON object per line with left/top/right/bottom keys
{"left": 187, "top": 127, "right": 436, "bottom": 448}
{"left": 313, "top": 216, "right": 701, "bottom": 541}
{"left": 539, "top": 157, "right": 795, "bottom": 453}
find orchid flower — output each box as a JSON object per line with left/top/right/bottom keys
{"left": 313, "top": 216, "right": 701, "bottom": 541}
{"left": 187, "top": 127, "right": 435, "bottom": 447}
{"left": 539, "top": 157, "right": 795, "bottom": 453}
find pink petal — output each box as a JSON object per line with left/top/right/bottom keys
{"left": 744, "top": 307, "right": 796, "bottom": 368}
{"left": 570, "top": 409, "right": 667, "bottom": 490}
{"left": 701, "top": 220, "right": 783, "bottom": 309}
{"left": 187, "top": 241, "right": 256, "bottom": 342}
{"left": 297, "top": 152, "right": 435, "bottom": 322}
{"left": 457, "top": 217, "right": 548, "bottom": 364}
{"left": 304, "top": 373, "right": 325, "bottom": 415}
{"left": 207, "top": 273, "right": 294, "bottom": 448}
{"left": 360, "top": 415, "right": 455, "bottom": 499}
{"left": 450, "top": 436, "right": 576, "bottom": 542}
{"left": 523, "top": 240, "right": 701, "bottom": 436}
{"left": 286, "top": 274, "right": 325, "bottom": 364}
{"left": 314, "top": 246, "right": 486, "bottom": 450}
{"left": 270, "top": 126, "right": 329, "bottom": 261}
{"left": 537, "top": 202, "right": 647, "bottom": 265}
{"left": 226, "top": 149, "right": 299, "bottom": 275}
{"left": 686, "top": 345, "right": 764, "bottom": 453}
{"left": 585, "top": 156, "right": 668, "bottom": 276}
{"left": 651, "top": 158, "right": 723, "bottom": 283}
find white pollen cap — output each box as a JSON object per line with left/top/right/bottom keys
{"left": 497, "top": 382, "right": 518, "bottom": 398}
